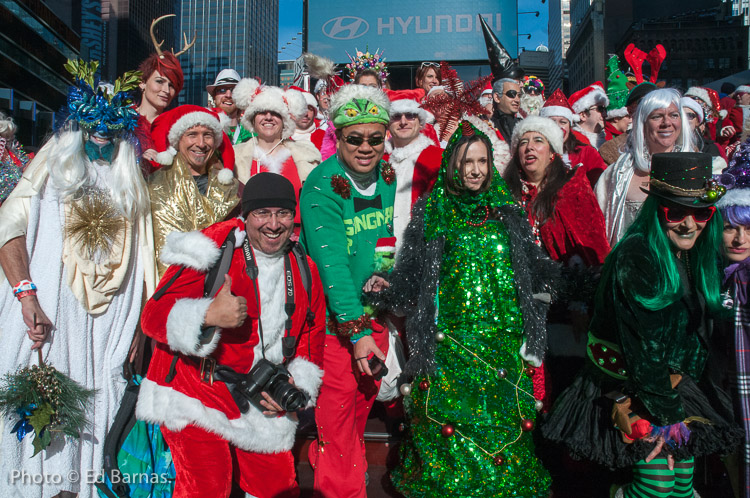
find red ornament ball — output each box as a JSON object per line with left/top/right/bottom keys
{"left": 493, "top": 455, "right": 505, "bottom": 466}
{"left": 521, "top": 418, "right": 535, "bottom": 432}
{"left": 441, "top": 424, "right": 455, "bottom": 438}
{"left": 525, "top": 366, "right": 536, "bottom": 377}
{"left": 419, "top": 380, "right": 430, "bottom": 391}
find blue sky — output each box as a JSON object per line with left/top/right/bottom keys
{"left": 278, "top": 0, "right": 550, "bottom": 61}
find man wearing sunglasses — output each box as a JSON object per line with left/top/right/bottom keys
{"left": 206, "top": 68, "right": 253, "bottom": 145}
{"left": 385, "top": 99, "right": 442, "bottom": 253}
{"left": 490, "top": 77, "right": 522, "bottom": 141}
{"left": 569, "top": 82, "right": 610, "bottom": 150}
{"left": 300, "top": 84, "right": 396, "bottom": 498}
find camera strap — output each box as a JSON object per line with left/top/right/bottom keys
{"left": 243, "top": 238, "right": 297, "bottom": 362}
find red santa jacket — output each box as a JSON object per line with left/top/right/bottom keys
{"left": 566, "top": 143, "right": 606, "bottom": 187}
{"left": 136, "top": 218, "right": 326, "bottom": 453}
{"left": 522, "top": 166, "right": 610, "bottom": 266}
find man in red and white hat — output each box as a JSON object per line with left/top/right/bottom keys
{"left": 384, "top": 98, "right": 442, "bottom": 253}
{"left": 232, "top": 79, "right": 321, "bottom": 229}
{"left": 289, "top": 85, "right": 327, "bottom": 151}
{"left": 569, "top": 82, "right": 609, "bottom": 150}
{"left": 149, "top": 104, "right": 240, "bottom": 276}
{"left": 716, "top": 85, "right": 750, "bottom": 152}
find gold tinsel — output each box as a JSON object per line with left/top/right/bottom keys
{"left": 65, "top": 191, "right": 126, "bottom": 260}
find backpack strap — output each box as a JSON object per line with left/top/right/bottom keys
{"left": 291, "top": 241, "right": 315, "bottom": 326}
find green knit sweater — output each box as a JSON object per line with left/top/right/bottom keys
{"left": 300, "top": 154, "right": 396, "bottom": 340}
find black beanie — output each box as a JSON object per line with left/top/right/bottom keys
{"left": 241, "top": 172, "right": 297, "bottom": 216}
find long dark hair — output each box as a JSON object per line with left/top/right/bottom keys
{"left": 445, "top": 134, "right": 494, "bottom": 196}
{"left": 503, "top": 154, "right": 574, "bottom": 223}
{"left": 564, "top": 130, "right": 587, "bottom": 154}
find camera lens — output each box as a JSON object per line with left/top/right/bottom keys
{"left": 269, "top": 380, "right": 308, "bottom": 412}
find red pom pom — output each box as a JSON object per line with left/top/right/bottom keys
{"left": 419, "top": 380, "right": 430, "bottom": 391}
{"left": 525, "top": 366, "right": 536, "bottom": 377}
{"left": 624, "top": 418, "right": 653, "bottom": 440}
{"left": 493, "top": 455, "right": 505, "bottom": 466}
{"left": 441, "top": 424, "right": 455, "bottom": 438}
{"left": 521, "top": 419, "right": 535, "bottom": 432}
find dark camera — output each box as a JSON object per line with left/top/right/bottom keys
{"left": 234, "top": 358, "right": 308, "bottom": 413}
{"left": 368, "top": 356, "right": 388, "bottom": 381}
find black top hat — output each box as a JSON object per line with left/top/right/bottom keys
{"left": 640, "top": 152, "right": 725, "bottom": 207}
{"left": 479, "top": 15, "right": 524, "bottom": 82}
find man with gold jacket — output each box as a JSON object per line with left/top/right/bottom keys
{"left": 148, "top": 105, "right": 240, "bottom": 276}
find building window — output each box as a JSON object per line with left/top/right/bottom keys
{"left": 719, "top": 57, "right": 731, "bottom": 69}
{"left": 687, "top": 59, "right": 698, "bottom": 71}
{"left": 705, "top": 58, "right": 715, "bottom": 69}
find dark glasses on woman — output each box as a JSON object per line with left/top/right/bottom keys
{"left": 659, "top": 205, "right": 716, "bottom": 223}
{"left": 343, "top": 135, "right": 385, "bottom": 147}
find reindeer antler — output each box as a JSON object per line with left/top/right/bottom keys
{"left": 149, "top": 14, "right": 175, "bottom": 58}
{"left": 646, "top": 45, "right": 667, "bottom": 84}
{"left": 174, "top": 30, "right": 197, "bottom": 57}
{"left": 623, "top": 43, "right": 647, "bottom": 85}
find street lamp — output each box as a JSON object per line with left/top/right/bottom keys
{"left": 519, "top": 11, "right": 541, "bottom": 17}
{"left": 518, "top": 33, "right": 532, "bottom": 39}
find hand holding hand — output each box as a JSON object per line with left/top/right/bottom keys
{"left": 205, "top": 275, "right": 247, "bottom": 329}
{"left": 363, "top": 275, "right": 390, "bottom": 293}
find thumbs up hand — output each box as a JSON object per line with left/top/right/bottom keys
{"left": 205, "top": 275, "right": 248, "bottom": 329}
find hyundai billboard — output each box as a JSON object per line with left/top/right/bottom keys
{"left": 306, "top": 1, "right": 518, "bottom": 63}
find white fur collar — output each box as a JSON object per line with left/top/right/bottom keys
{"left": 253, "top": 146, "right": 292, "bottom": 174}
{"left": 385, "top": 134, "right": 432, "bottom": 163}
{"left": 159, "top": 227, "right": 246, "bottom": 271}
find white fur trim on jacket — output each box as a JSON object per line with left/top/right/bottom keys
{"left": 385, "top": 133, "right": 432, "bottom": 162}
{"left": 136, "top": 378, "right": 299, "bottom": 453}
{"left": 168, "top": 112, "right": 223, "bottom": 148}
{"left": 166, "top": 297, "right": 219, "bottom": 357}
{"left": 511, "top": 116, "right": 565, "bottom": 155}
{"left": 329, "top": 84, "right": 391, "bottom": 126}
{"left": 234, "top": 139, "right": 321, "bottom": 184}
{"left": 717, "top": 187, "right": 750, "bottom": 209}
{"left": 540, "top": 105, "right": 579, "bottom": 123}
{"left": 520, "top": 341, "right": 542, "bottom": 367}
{"left": 389, "top": 99, "right": 428, "bottom": 126}
{"left": 570, "top": 85, "right": 609, "bottom": 114}
{"left": 155, "top": 146, "right": 177, "bottom": 165}
{"left": 159, "top": 230, "right": 221, "bottom": 271}
{"left": 286, "top": 357, "right": 324, "bottom": 408}
{"left": 463, "top": 114, "right": 512, "bottom": 175}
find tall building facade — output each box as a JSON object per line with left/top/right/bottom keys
{"left": 548, "top": 0, "right": 571, "bottom": 92}
{"left": 178, "top": 0, "right": 279, "bottom": 106}
{"left": 1, "top": 0, "right": 82, "bottom": 146}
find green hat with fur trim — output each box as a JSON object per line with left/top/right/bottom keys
{"left": 330, "top": 84, "right": 390, "bottom": 129}
{"left": 605, "top": 55, "right": 629, "bottom": 118}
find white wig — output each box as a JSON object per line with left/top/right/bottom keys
{"left": 626, "top": 88, "right": 693, "bottom": 173}
{"left": 46, "top": 124, "right": 149, "bottom": 219}
{"left": 0, "top": 111, "right": 17, "bottom": 140}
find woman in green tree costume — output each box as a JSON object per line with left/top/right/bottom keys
{"left": 367, "top": 120, "right": 557, "bottom": 497}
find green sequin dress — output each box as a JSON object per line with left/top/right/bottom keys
{"left": 391, "top": 125, "right": 551, "bottom": 497}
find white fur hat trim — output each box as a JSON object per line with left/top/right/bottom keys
{"left": 570, "top": 85, "right": 609, "bottom": 114}
{"left": 238, "top": 85, "right": 303, "bottom": 140}
{"left": 737, "top": 85, "right": 750, "bottom": 94}
{"left": 540, "top": 105, "right": 579, "bottom": 123}
{"left": 510, "top": 116, "right": 565, "bottom": 155}
{"left": 167, "top": 113, "right": 223, "bottom": 148}
{"left": 717, "top": 187, "right": 750, "bottom": 209}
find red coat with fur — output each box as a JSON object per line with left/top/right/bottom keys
{"left": 136, "top": 218, "right": 325, "bottom": 453}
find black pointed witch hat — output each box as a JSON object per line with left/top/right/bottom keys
{"left": 479, "top": 15, "right": 524, "bottom": 82}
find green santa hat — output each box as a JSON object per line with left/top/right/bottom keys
{"left": 329, "top": 84, "right": 390, "bottom": 129}
{"left": 605, "top": 55, "right": 629, "bottom": 119}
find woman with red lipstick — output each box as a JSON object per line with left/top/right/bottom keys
{"left": 503, "top": 116, "right": 610, "bottom": 267}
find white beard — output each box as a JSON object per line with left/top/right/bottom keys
{"left": 520, "top": 94, "right": 545, "bottom": 116}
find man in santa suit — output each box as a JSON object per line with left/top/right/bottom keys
{"left": 290, "top": 85, "right": 327, "bottom": 151}
{"left": 384, "top": 99, "right": 442, "bottom": 253}
{"left": 137, "top": 173, "right": 326, "bottom": 498}
{"left": 569, "top": 82, "right": 609, "bottom": 150}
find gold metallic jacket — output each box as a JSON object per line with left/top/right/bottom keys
{"left": 148, "top": 155, "right": 239, "bottom": 276}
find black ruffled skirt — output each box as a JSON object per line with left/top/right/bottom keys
{"left": 540, "top": 365, "right": 743, "bottom": 470}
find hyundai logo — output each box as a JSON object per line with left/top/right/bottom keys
{"left": 322, "top": 16, "right": 369, "bottom": 40}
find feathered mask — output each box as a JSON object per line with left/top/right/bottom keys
{"left": 60, "top": 59, "right": 141, "bottom": 136}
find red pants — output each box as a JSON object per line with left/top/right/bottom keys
{"left": 162, "top": 424, "right": 299, "bottom": 498}
{"left": 308, "top": 332, "right": 389, "bottom": 498}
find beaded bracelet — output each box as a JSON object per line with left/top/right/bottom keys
{"left": 15, "top": 290, "right": 37, "bottom": 300}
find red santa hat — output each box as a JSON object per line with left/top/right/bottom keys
{"left": 540, "top": 88, "right": 579, "bottom": 123}
{"left": 685, "top": 86, "right": 727, "bottom": 120}
{"left": 568, "top": 82, "right": 609, "bottom": 114}
{"left": 288, "top": 85, "right": 318, "bottom": 110}
{"left": 736, "top": 85, "right": 750, "bottom": 95}
{"left": 233, "top": 78, "right": 307, "bottom": 139}
{"left": 481, "top": 81, "right": 493, "bottom": 97}
{"left": 150, "top": 105, "right": 235, "bottom": 182}
{"left": 389, "top": 98, "right": 429, "bottom": 125}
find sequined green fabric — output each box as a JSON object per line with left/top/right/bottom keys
{"left": 392, "top": 216, "right": 551, "bottom": 497}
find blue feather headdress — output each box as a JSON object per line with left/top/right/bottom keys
{"left": 57, "top": 60, "right": 141, "bottom": 138}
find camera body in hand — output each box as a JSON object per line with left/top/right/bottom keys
{"left": 235, "top": 358, "right": 308, "bottom": 413}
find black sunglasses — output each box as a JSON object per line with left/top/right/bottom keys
{"left": 504, "top": 90, "right": 519, "bottom": 99}
{"left": 524, "top": 87, "right": 541, "bottom": 95}
{"left": 343, "top": 135, "right": 385, "bottom": 147}
{"left": 391, "top": 112, "right": 419, "bottom": 121}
